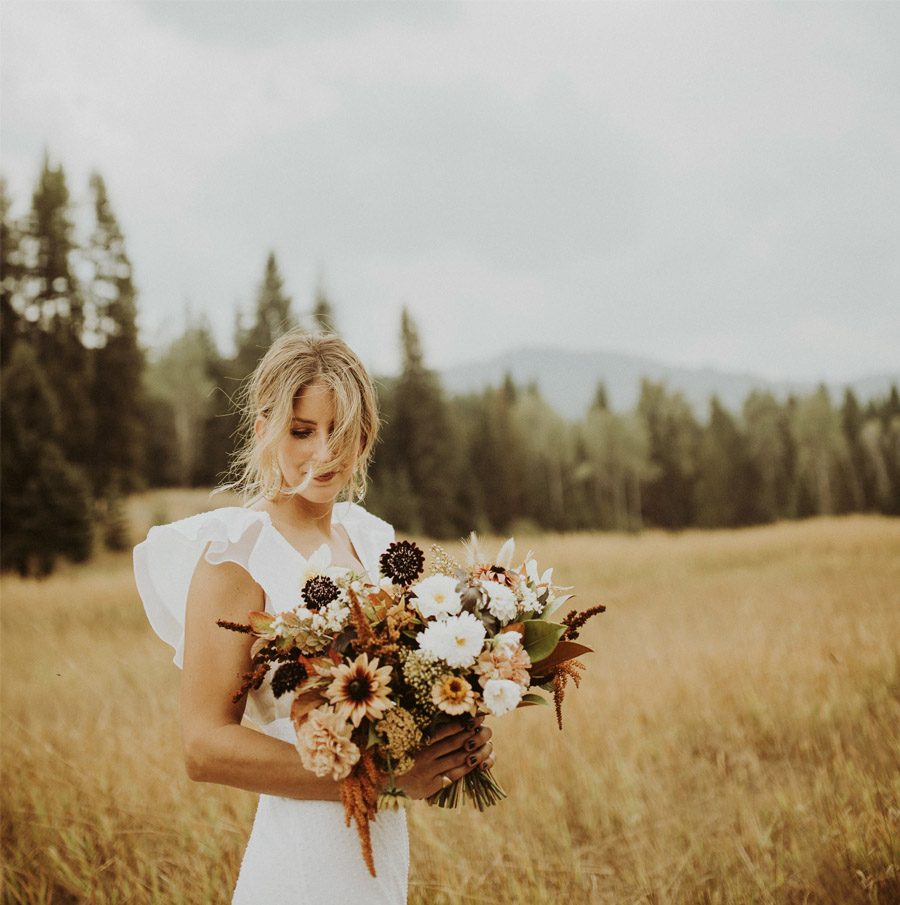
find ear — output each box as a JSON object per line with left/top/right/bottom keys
{"left": 254, "top": 415, "right": 266, "bottom": 439}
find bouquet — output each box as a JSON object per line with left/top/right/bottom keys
{"left": 219, "top": 533, "right": 605, "bottom": 876}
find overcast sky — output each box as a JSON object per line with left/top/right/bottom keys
{"left": 2, "top": 1, "right": 899, "bottom": 380}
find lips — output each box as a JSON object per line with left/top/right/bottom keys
{"left": 314, "top": 472, "right": 336, "bottom": 483}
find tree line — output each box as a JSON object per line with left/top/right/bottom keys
{"left": 2, "top": 155, "right": 898, "bottom": 575}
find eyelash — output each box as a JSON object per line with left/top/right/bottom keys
{"left": 290, "top": 430, "right": 314, "bottom": 439}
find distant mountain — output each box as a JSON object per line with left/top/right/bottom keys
{"left": 439, "top": 345, "right": 899, "bottom": 420}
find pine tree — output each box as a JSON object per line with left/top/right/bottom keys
{"left": 384, "top": 308, "right": 457, "bottom": 537}
{"left": 581, "top": 398, "right": 652, "bottom": 531}
{"left": 145, "top": 314, "right": 217, "bottom": 486}
{"left": 234, "top": 251, "right": 295, "bottom": 377}
{"left": 742, "top": 390, "right": 796, "bottom": 522}
{"left": 694, "top": 396, "right": 753, "bottom": 527}
{"left": 1, "top": 342, "right": 92, "bottom": 575}
{"left": 311, "top": 280, "right": 338, "bottom": 334}
{"left": 1, "top": 178, "right": 27, "bottom": 363}
{"left": 792, "top": 385, "right": 848, "bottom": 516}
{"left": 637, "top": 380, "right": 700, "bottom": 528}
{"left": 18, "top": 154, "right": 94, "bottom": 472}
{"left": 83, "top": 172, "right": 145, "bottom": 494}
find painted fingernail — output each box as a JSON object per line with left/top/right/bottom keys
{"left": 465, "top": 739, "right": 476, "bottom": 751}
{"left": 466, "top": 754, "right": 478, "bottom": 766}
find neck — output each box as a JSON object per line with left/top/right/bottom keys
{"left": 268, "top": 493, "right": 338, "bottom": 536}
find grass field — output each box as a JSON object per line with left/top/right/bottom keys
{"left": 2, "top": 498, "right": 898, "bottom": 904}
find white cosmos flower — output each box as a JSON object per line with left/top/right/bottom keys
{"left": 416, "top": 611, "right": 486, "bottom": 668}
{"left": 484, "top": 581, "right": 518, "bottom": 623}
{"left": 482, "top": 678, "right": 522, "bottom": 716}
{"left": 411, "top": 574, "right": 462, "bottom": 620}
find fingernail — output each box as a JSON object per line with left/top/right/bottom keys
{"left": 465, "top": 739, "right": 476, "bottom": 751}
{"left": 474, "top": 726, "right": 482, "bottom": 735}
{"left": 466, "top": 754, "right": 477, "bottom": 766}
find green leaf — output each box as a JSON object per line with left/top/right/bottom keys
{"left": 519, "top": 692, "right": 550, "bottom": 707}
{"left": 521, "top": 619, "right": 566, "bottom": 663}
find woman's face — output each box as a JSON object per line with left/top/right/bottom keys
{"left": 262, "top": 378, "right": 355, "bottom": 504}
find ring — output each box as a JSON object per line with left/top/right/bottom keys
{"left": 441, "top": 774, "right": 452, "bottom": 788}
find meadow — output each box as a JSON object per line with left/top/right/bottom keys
{"left": 2, "top": 494, "right": 898, "bottom": 904}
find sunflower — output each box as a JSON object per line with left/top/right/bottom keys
{"left": 431, "top": 674, "right": 476, "bottom": 716}
{"left": 324, "top": 653, "right": 394, "bottom": 727}
{"left": 380, "top": 540, "right": 425, "bottom": 586}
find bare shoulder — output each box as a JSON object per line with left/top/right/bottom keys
{"left": 188, "top": 547, "right": 264, "bottom": 621}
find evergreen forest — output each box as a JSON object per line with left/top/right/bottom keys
{"left": 2, "top": 156, "right": 898, "bottom": 575}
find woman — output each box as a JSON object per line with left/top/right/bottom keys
{"left": 134, "top": 331, "right": 495, "bottom": 903}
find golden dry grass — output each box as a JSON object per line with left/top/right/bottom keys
{"left": 2, "top": 500, "right": 898, "bottom": 904}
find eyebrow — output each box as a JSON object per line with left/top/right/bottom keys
{"left": 291, "top": 418, "right": 318, "bottom": 425}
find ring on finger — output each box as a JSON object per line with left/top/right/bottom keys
{"left": 441, "top": 774, "right": 452, "bottom": 788}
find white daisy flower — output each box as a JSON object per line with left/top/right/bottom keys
{"left": 482, "top": 678, "right": 523, "bottom": 716}
{"left": 411, "top": 574, "right": 463, "bottom": 620}
{"left": 416, "top": 611, "right": 486, "bottom": 668}
{"left": 484, "top": 581, "right": 518, "bottom": 623}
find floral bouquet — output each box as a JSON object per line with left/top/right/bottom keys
{"left": 219, "top": 533, "right": 605, "bottom": 876}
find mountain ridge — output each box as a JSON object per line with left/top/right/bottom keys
{"left": 438, "top": 345, "right": 899, "bottom": 420}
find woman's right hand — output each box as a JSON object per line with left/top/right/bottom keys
{"left": 394, "top": 716, "right": 495, "bottom": 800}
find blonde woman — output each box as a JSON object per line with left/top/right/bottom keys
{"left": 134, "top": 331, "right": 495, "bottom": 904}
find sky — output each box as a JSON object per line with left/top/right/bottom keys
{"left": 2, "top": 0, "right": 899, "bottom": 380}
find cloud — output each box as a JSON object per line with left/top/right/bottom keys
{"left": 2, "top": 1, "right": 898, "bottom": 379}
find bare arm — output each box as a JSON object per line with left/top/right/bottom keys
{"left": 181, "top": 554, "right": 347, "bottom": 800}
{"left": 180, "top": 554, "right": 494, "bottom": 801}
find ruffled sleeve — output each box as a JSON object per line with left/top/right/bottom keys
{"left": 133, "top": 507, "right": 278, "bottom": 669}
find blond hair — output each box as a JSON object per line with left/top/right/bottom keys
{"left": 223, "top": 331, "right": 379, "bottom": 504}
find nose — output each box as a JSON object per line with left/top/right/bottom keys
{"left": 312, "top": 431, "right": 329, "bottom": 462}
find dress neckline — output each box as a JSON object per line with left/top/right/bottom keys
{"left": 246, "top": 505, "right": 369, "bottom": 580}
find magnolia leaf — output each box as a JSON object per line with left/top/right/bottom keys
{"left": 248, "top": 611, "right": 274, "bottom": 634}
{"left": 521, "top": 620, "right": 566, "bottom": 663}
{"left": 518, "top": 692, "right": 550, "bottom": 708}
{"left": 541, "top": 593, "right": 574, "bottom": 620}
{"left": 501, "top": 621, "right": 525, "bottom": 638}
{"left": 530, "top": 641, "right": 594, "bottom": 674}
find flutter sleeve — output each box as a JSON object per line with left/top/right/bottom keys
{"left": 133, "top": 507, "right": 272, "bottom": 669}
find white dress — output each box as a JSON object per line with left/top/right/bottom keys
{"left": 133, "top": 502, "right": 409, "bottom": 904}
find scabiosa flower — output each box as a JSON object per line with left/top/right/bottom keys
{"left": 271, "top": 660, "right": 308, "bottom": 698}
{"left": 432, "top": 674, "right": 476, "bottom": 716}
{"left": 302, "top": 575, "right": 340, "bottom": 610}
{"left": 416, "top": 611, "right": 487, "bottom": 668}
{"left": 323, "top": 653, "right": 394, "bottom": 727}
{"left": 410, "top": 574, "right": 463, "bottom": 620}
{"left": 295, "top": 706, "right": 361, "bottom": 781}
{"left": 380, "top": 540, "right": 425, "bottom": 586}
{"left": 483, "top": 581, "right": 518, "bottom": 623}
{"left": 482, "top": 678, "right": 523, "bottom": 716}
